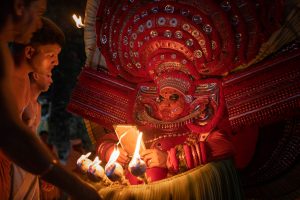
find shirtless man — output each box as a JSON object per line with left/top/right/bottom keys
{"left": 12, "top": 17, "right": 63, "bottom": 124}
{"left": 10, "top": 17, "right": 62, "bottom": 199}
{"left": 22, "top": 72, "right": 58, "bottom": 199}
{"left": 0, "top": 1, "right": 46, "bottom": 198}
{"left": 0, "top": 0, "right": 100, "bottom": 199}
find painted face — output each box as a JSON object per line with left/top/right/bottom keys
{"left": 14, "top": 0, "right": 47, "bottom": 43}
{"left": 33, "top": 72, "right": 53, "bottom": 92}
{"left": 29, "top": 44, "right": 61, "bottom": 74}
{"left": 156, "top": 87, "right": 186, "bottom": 121}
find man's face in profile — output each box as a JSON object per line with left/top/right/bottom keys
{"left": 29, "top": 43, "right": 61, "bottom": 75}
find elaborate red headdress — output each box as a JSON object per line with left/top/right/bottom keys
{"left": 154, "top": 71, "right": 194, "bottom": 96}
{"left": 68, "top": 0, "right": 287, "bottom": 133}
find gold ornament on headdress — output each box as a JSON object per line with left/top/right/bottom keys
{"left": 154, "top": 69, "right": 193, "bottom": 95}
{"left": 156, "top": 62, "right": 190, "bottom": 75}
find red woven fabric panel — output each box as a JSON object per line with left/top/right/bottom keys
{"left": 67, "top": 68, "right": 137, "bottom": 130}
{"left": 223, "top": 49, "right": 300, "bottom": 130}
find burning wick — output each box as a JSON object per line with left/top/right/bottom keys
{"left": 77, "top": 152, "right": 92, "bottom": 172}
{"left": 104, "top": 145, "right": 124, "bottom": 182}
{"left": 128, "top": 132, "right": 148, "bottom": 183}
{"left": 72, "top": 14, "right": 84, "bottom": 28}
{"left": 88, "top": 156, "right": 105, "bottom": 181}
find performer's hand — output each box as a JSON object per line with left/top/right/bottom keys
{"left": 117, "top": 147, "right": 130, "bottom": 164}
{"left": 140, "top": 149, "right": 168, "bottom": 168}
{"left": 107, "top": 146, "right": 130, "bottom": 165}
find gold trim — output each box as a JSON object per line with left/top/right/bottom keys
{"left": 83, "top": 119, "right": 96, "bottom": 145}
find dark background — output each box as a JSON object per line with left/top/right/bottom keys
{"left": 43, "top": 0, "right": 92, "bottom": 163}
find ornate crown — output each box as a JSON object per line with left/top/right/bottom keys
{"left": 154, "top": 71, "right": 194, "bottom": 95}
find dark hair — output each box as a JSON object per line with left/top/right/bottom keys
{"left": 30, "top": 17, "right": 65, "bottom": 47}
{"left": 12, "top": 17, "right": 65, "bottom": 65}
{"left": 0, "top": 0, "right": 39, "bottom": 30}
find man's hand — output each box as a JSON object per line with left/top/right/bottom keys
{"left": 140, "top": 149, "right": 168, "bottom": 168}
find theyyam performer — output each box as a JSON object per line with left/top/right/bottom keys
{"left": 68, "top": 0, "right": 300, "bottom": 199}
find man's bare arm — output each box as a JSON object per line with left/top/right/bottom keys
{"left": 0, "top": 42, "right": 101, "bottom": 200}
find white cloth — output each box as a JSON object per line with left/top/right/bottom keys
{"left": 11, "top": 164, "right": 40, "bottom": 200}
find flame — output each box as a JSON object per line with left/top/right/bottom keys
{"left": 77, "top": 152, "right": 91, "bottom": 165}
{"left": 91, "top": 156, "right": 101, "bottom": 167}
{"left": 72, "top": 14, "right": 84, "bottom": 28}
{"left": 132, "top": 131, "right": 143, "bottom": 160}
{"left": 106, "top": 145, "right": 120, "bottom": 167}
{"left": 88, "top": 156, "right": 104, "bottom": 177}
{"left": 128, "top": 131, "right": 147, "bottom": 178}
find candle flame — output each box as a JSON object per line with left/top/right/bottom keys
{"left": 106, "top": 145, "right": 120, "bottom": 167}
{"left": 72, "top": 14, "right": 84, "bottom": 28}
{"left": 132, "top": 131, "right": 143, "bottom": 160}
{"left": 77, "top": 152, "right": 91, "bottom": 165}
{"left": 91, "top": 156, "right": 101, "bottom": 167}
{"left": 88, "top": 156, "right": 104, "bottom": 178}
{"left": 128, "top": 131, "right": 147, "bottom": 178}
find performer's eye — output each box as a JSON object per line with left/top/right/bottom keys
{"left": 169, "top": 94, "right": 179, "bottom": 101}
{"left": 156, "top": 95, "right": 164, "bottom": 103}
